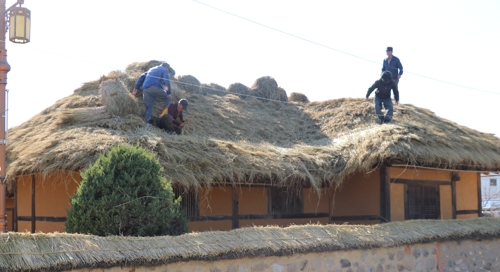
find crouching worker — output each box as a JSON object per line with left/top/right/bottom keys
{"left": 366, "top": 71, "right": 399, "bottom": 124}
{"left": 156, "top": 99, "right": 191, "bottom": 135}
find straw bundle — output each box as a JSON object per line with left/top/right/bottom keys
{"left": 1, "top": 218, "right": 500, "bottom": 271}
{"left": 177, "top": 75, "right": 201, "bottom": 93}
{"left": 56, "top": 107, "right": 111, "bottom": 126}
{"left": 125, "top": 60, "right": 162, "bottom": 73}
{"left": 99, "top": 79, "right": 140, "bottom": 116}
{"left": 227, "top": 82, "right": 249, "bottom": 98}
{"left": 273, "top": 87, "right": 288, "bottom": 102}
{"left": 289, "top": 92, "right": 309, "bottom": 103}
{"left": 249, "top": 76, "right": 288, "bottom": 102}
{"left": 201, "top": 83, "right": 226, "bottom": 96}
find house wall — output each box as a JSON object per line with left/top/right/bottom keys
{"left": 6, "top": 197, "right": 13, "bottom": 231}
{"left": 190, "top": 186, "right": 331, "bottom": 232}
{"left": 456, "top": 172, "right": 480, "bottom": 219}
{"left": 388, "top": 168, "right": 479, "bottom": 220}
{"left": 66, "top": 237, "right": 500, "bottom": 272}
{"left": 331, "top": 170, "right": 381, "bottom": 224}
{"left": 16, "top": 173, "right": 80, "bottom": 233}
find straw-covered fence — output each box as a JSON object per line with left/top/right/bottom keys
{"left": 1, "top": 218, "right": 500, "bottom": 271}
{"left": 6, "top": 61, "right": 500, "bottom": 193}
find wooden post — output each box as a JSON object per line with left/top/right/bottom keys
{"left": 31, "top": 174, "right": 35, "bottom": 233}
{"left": 232, "top": 186, "right": 239, "bottom": 229}
{"left": 380, "top": 166, "right": 391, "bottom": 222}
{"left": 13, "top": 178, "right": 17, "bottom": 232}
{"left": 328, "top": 185, "right": 332, "bottom": 224}
{"left": 451, "top": 180, "right": 457, "bottom": 219}
{"left": 477, "top": 173, "right": 482, "bottom": 217}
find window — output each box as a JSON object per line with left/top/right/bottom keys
{"left": 405, "top": 184, "right": 440, "bottom": 220}
{"left": 490, "top": 179, "right": 497, "bottom": 186}
{"left": 268, "top": 187, "right": 303, "bottom": 214}
{"left": 173, "top": 187, "right": 199, "bottom": 218}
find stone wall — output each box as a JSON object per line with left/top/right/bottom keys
{"left": 69, "top": 237, "right": 500, "bottom": 272}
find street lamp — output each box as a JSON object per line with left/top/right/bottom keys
{"left": 0, "top": 0, "right": 30, "bottom": 233}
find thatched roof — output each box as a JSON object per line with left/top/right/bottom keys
{"left": 1, "top": 218, "right": 500, "bottom": 271}
{"left": 6, "top": 61, "right": 500, "bottom": 191}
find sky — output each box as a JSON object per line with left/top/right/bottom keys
{"left": 4, "top": 0, "right": 500, "bottom": 137}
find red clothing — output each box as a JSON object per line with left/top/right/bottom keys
{"left": 159, "top": 102, "right": 184, "bottom": 126}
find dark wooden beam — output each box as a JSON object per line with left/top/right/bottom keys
{"left": 477, "top": 173, "right": 482, "bottom": 217}
{"left": 17, "top": 216, "right": 67, "bottom": 222}
{"left": 328, "top": 186, "right": 332, "bottom": 224}
{"left": 31, "top": 175, "right": 35, "bottom": 233}
{"left": 391, "top": 179, "right": 451, "bottom": 186}
{"left": 330, "top": 215, "right": 381, "bottom": 221}
{"left": 13, "top": 178, "right": 17, "bottom": 232}
{"left": 451, "top": 180, "right": 457, "bottom": 219}
{"left": 456, "top": 210, "right": 479, "bottom": 215}
{"left": 380, "top": 166, "right": 391, "bottom": 222}
{"left": 232, "top": 186, "right": 239, "bottom": 229}
{"left": 187, "top": 213, "right": 331, "bottom": 222}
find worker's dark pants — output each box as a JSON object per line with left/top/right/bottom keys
{"left": 143, "top": 87, "right": 172, "bottom": 123}
{"left": 374, "top": 96, "right": 393, "bottom": 122}
{"left": 156, "top": 114, "right": 182, "bottom": 135}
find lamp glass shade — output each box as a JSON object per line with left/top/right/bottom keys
{"left": 9, "top": 7, "right": 31, "bottom": 44}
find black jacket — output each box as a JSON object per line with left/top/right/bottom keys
{"left": 366, "top": 79, "right": 399, "bottom": 101}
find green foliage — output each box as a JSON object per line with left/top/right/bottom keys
{"left": 65, "top": 145, "right": 187, "bottom": 236}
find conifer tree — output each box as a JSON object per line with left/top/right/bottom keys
{"left": 65, "top": 145, "right": 187, "bottom": 236}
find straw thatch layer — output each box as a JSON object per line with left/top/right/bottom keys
{"left": 1, "top": 218, "right": 500, "bottom": 271}
{"left": 6, "top": 61, "right": 500, "bottom": 192}
{"left": 289, "top": 92, "right": 309, "bottom": 103}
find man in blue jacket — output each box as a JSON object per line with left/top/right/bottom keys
{"left": 366, "top": 71, "right": 399, "bottom": 124}
{"left": 382, "top": 47, "right": 403, "bottom": 85}
{"left": 133, "top": 62, "right": 172, "bottom": 124}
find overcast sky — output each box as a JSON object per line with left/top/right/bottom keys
{"left": 4, "top": 0, "right": 500, "bottom": 137}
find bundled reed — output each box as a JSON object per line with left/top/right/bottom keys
{"left": 1, "top": 218, "right": 499, "bottom": 271}
{"left": 289, "top": 92, "right": 309, "bottom": 103}
{"left": 177, "top": 75, "right": 201, "bottom": 93}
{"left": 99, "top": 79, "right": 140, "bottom": 116}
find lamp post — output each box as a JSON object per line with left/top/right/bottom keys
{"left": 0, "top": 0, "right": 30, "bottom": 233}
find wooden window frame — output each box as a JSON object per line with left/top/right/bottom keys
{"left": 267, "top": 187, "right": 303, "bottom": 215}
{"left": 173, "top": 187, "right": 199, "bottom": 218}
{"left": 404, "top": 183, "right": 441, "bottom": 220}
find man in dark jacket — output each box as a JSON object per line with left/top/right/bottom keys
{"left": 382, "top": 47, "right": 403, "bottom": 85}
{"left": 366, "top": 71, "right": 399, "bottom": 124}
{"left": 133, "top": 62, "right": 172, "bottom": 124}
{"left": 155, "top": 99, "right": 191, "bottom": 135}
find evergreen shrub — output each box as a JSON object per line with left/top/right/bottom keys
{"left": 65, "top": 145, "right": 187, "bottom": 236}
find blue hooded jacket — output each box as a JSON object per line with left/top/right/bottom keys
{"left": 141, "top": 64, "right": 172, "bottom": 94}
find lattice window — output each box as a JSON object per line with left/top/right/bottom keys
{"left": 173, "top": 187, "right": 199, "bottom": 218}
{"left": 490, "top": 179, "right": 497, "bottom": 186}
{"left": 406, "top": 184, "right": 440, "bottom": 220}
{"left": 268, "top": 187, "right": 303, "bottom": 214}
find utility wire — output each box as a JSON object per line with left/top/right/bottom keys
{"left": 192, "top": 0, "right": 500, "bottom": 95}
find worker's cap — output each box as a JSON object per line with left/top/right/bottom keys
{"left": 179, "top": 99, "right": 189, "bottom": 111}
{"left": 382, "top": 71, "right": 393, "bottom": 83}
{"left": 386, "top": 47, "right": 393, "bottom": 52}
{"left": 161, "top": 62, "right": 170, "bottom": 68}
